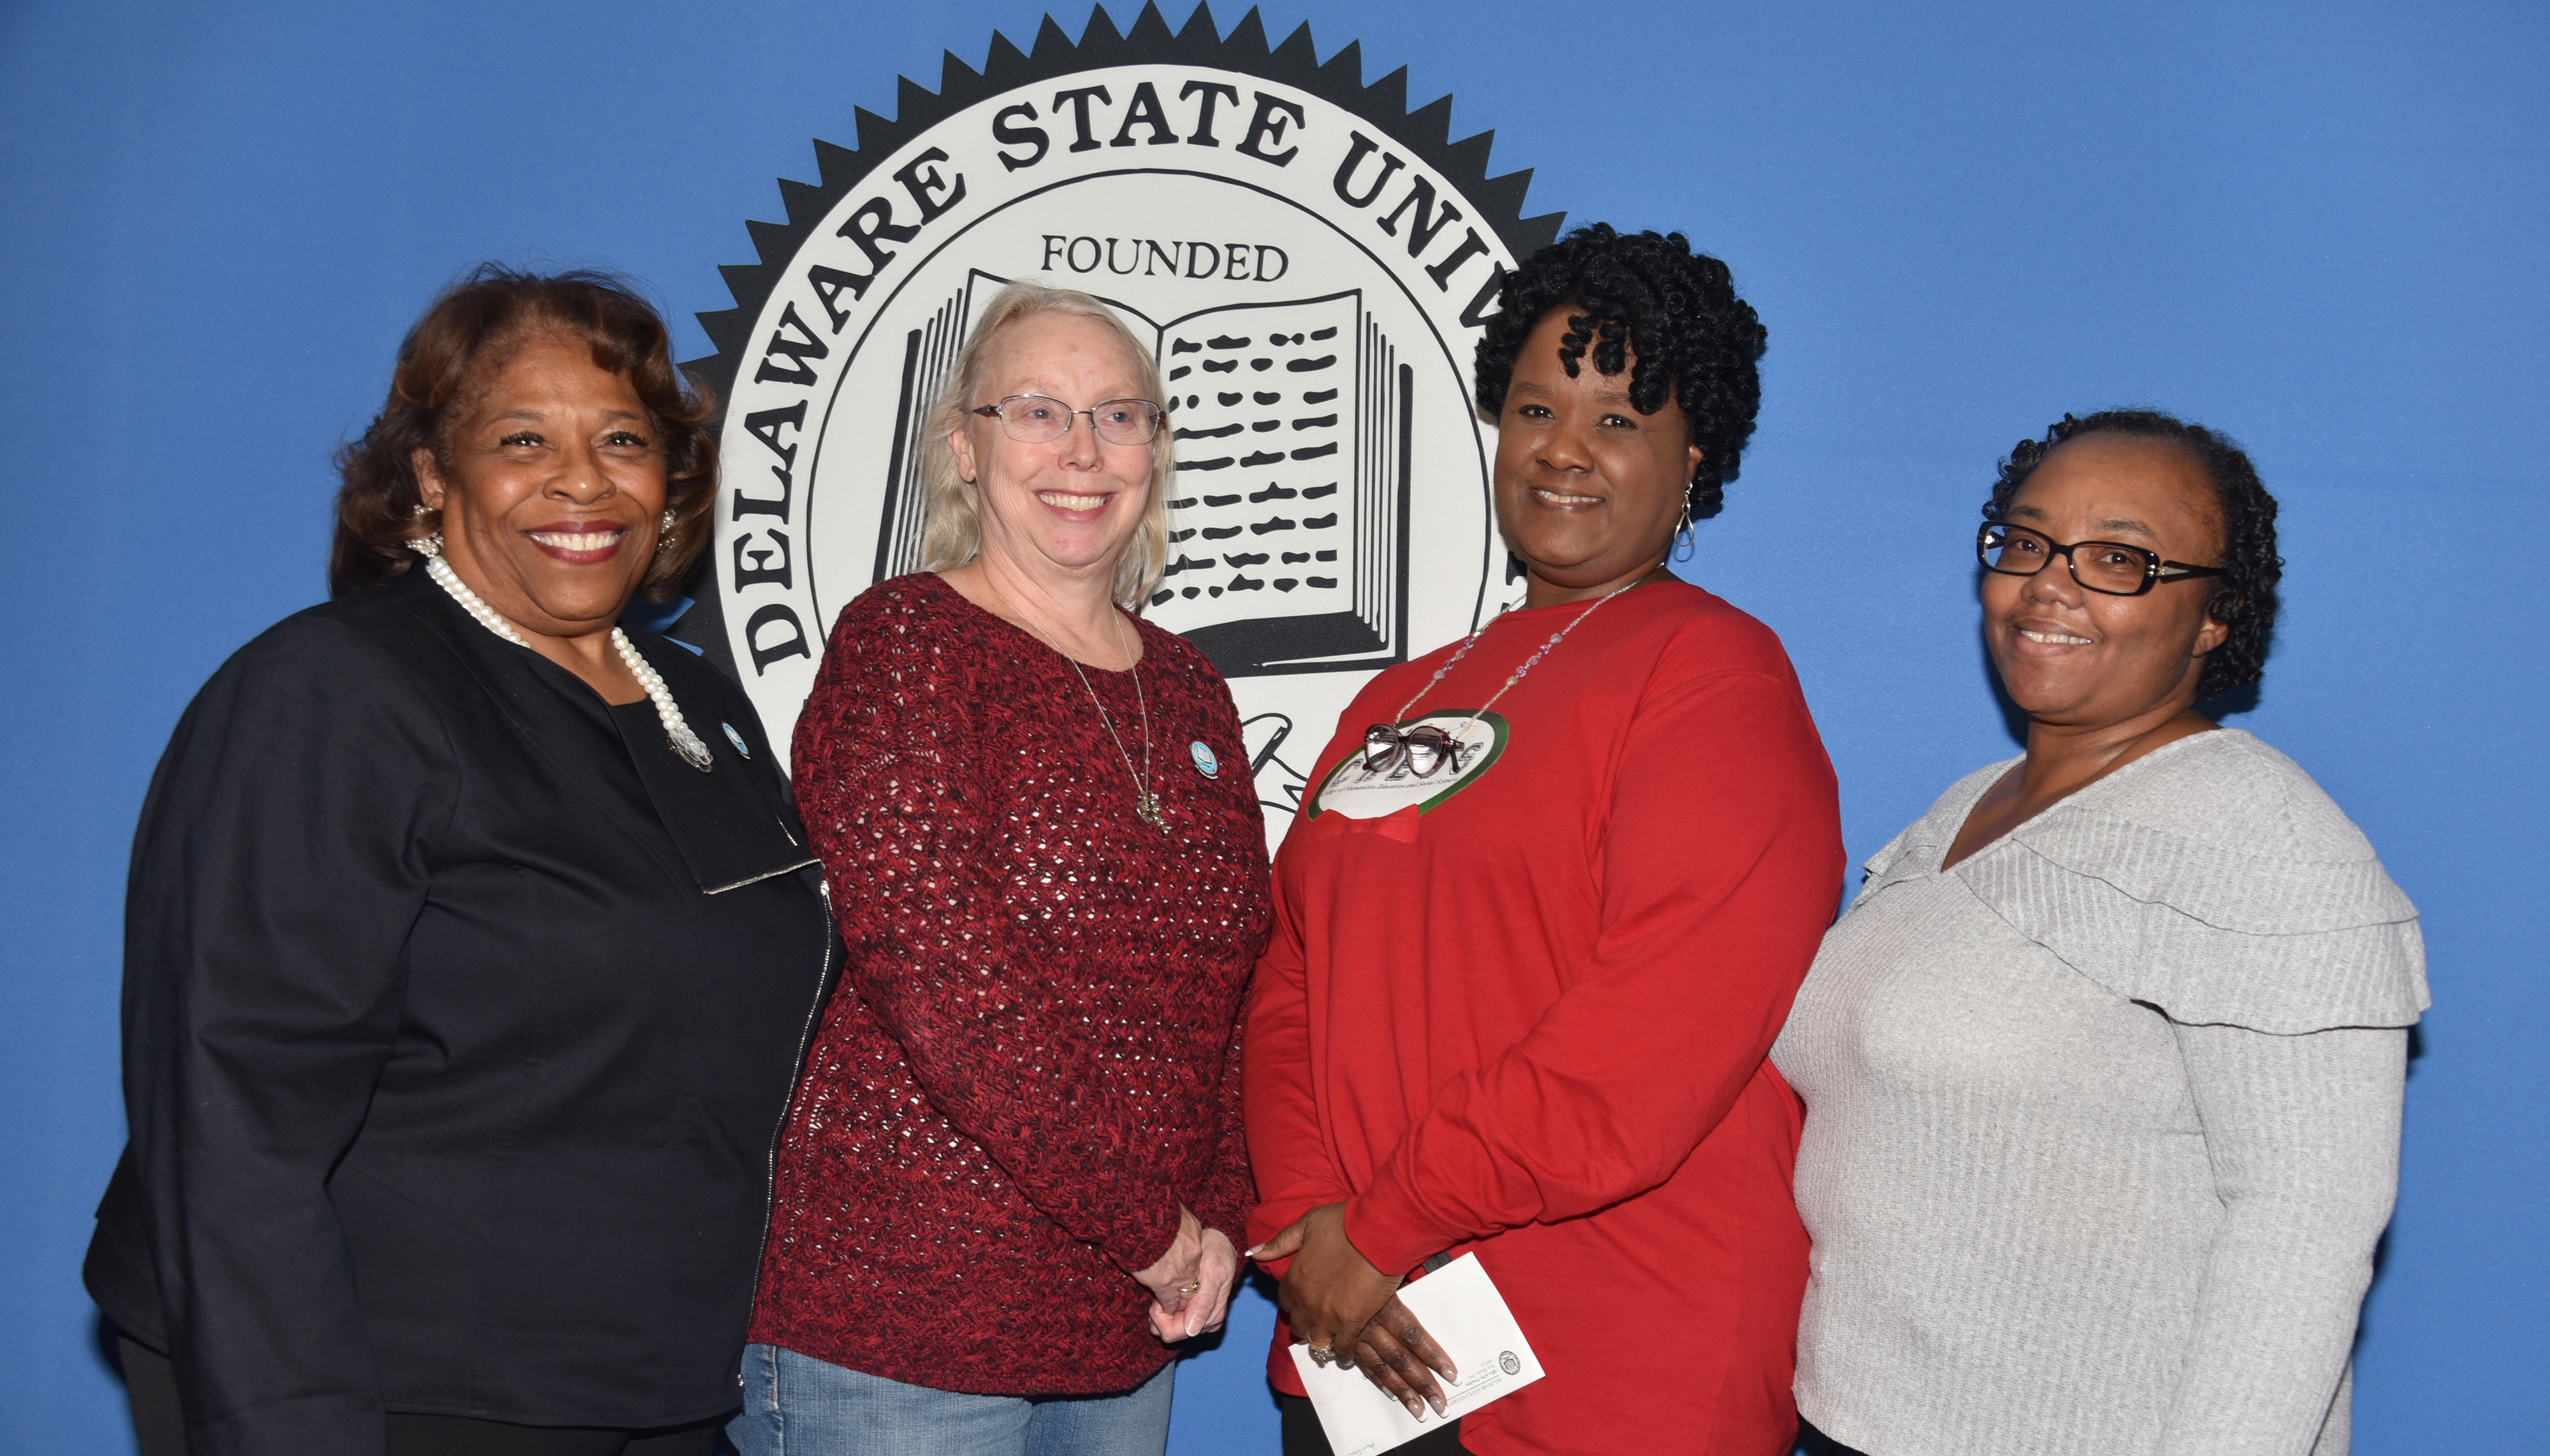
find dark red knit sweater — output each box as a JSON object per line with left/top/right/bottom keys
{"left": 750, "top": 572, "right": 1271, "bottom": 1395}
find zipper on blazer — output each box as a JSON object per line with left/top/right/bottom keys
{"left": 748, "top": 875, "right": 838, "bottom": 1326}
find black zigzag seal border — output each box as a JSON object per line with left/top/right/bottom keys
{"left": 671, "top": 1, "right": 1563, "bottom": 665}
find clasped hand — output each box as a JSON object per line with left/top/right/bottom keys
{"left": 1133, "top": 1204, "right": 1239, "bottom": 1343}
{"left": 1251, "top": 1203, "right": 1459, "bottom": 1418}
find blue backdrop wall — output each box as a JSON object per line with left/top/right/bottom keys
{"left": 3, "top": 2, "right": 2541, "bottom": 1451}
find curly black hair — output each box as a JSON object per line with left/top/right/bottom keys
{"left": 1988, "top": 409, "right": 2282, "bottom": 702}
{"left": 1474, "top": 223, "right": 1767, "bottom": 520}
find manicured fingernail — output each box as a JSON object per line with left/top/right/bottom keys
{"left": 1244, "top": 1244, "right": 1266, "bottom": 1258}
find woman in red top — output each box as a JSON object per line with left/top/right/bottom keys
{"left": 733, "top": 282, "right": 1272, "bottom": 1456}
{"left": 1246, "top": 225, "right": 1845, "bottom": 1456}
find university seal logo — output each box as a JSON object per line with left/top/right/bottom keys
{"left": 681, "top": 4, "right": 1559, "bottom": 836}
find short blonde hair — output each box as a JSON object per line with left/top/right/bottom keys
{"left": 919, "top": 281, "right": 1174, "bottom": 607}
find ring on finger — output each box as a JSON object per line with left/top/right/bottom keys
{"left": 1177, "top": 1280, "right": 1202, "bottom": 1294}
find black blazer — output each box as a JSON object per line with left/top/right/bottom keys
{"left": 84, "top": 567, "right": 834, "bottom": 1455}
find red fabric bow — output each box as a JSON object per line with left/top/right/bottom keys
{"left": 1305, "top": 804, "right": 1422, "bottom": 843}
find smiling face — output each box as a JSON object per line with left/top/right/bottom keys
{"left": 1983, "top": 432, "right": 2231, "bottom": 730}
{"left": 947, "top": 310, "right": 1156, "bottom": 589}
{"left": 412, "top": 330, "right": 666, "bottom": 641}
{"left": 1492, "top": 306, "right": 1704, "bottom": 604}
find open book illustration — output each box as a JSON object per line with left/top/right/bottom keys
{"left": 872, "top": 270, "right": 1415, "bottom": 678}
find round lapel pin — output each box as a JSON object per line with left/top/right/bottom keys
{"left": 722, "top": 722, "right": 751, "bottom": 759}
{"left": 1190, "top": 740, "right": 1220, "bottom": 778}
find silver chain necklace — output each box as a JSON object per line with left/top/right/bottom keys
{"left": 1392, "top": 577, "right": 1645, "bottom": 738}
{"left": 419, "top": 547, "right": 714, "bottom": 773}
{"left": 983, "top": 576, "right": 1165, "bottom": 831}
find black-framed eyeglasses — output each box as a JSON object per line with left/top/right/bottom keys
{"left": 1362, "top": 723, "right": 1464, "bottom": 778}
{"left": 1976, "top": 520, "right": 2228, "bottom": 597}
{"left": 971, "top": 395, "right": 1164, "bottom": 446}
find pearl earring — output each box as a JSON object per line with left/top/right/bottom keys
{"left": 405, "top": 500, "right": 444, "bottom": 557}
{"left": 657, "top": 509, "right": 679, "bottom": 554}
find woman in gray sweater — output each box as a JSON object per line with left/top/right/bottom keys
{"left": 1772, "top": 410, "right": 2426, "bottom": 1456}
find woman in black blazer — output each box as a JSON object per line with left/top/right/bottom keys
{"left": 82, "top": 267, "right": 833, "bottom": 1456}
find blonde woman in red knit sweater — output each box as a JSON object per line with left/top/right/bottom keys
{"left": 729, "top": 282, "right": 1272, "bottom": 1456}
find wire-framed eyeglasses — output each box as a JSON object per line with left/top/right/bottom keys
{"left": 1361, "top": 723, "right": 1468, "bottom": 779}
{"left": 1976, "top": 520, "right": 2228, "bottom": 597}
{"left": 972, "top": 395, "right": 1165, "bottom": 446}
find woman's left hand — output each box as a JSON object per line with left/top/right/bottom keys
{"left": 1135, "top": 1205, "right": 1239, "bottom": 1341}
{"left": 1346, "top": 1293, "right": 1457, "bottom": 1418}
{"left": 1250, "top": 1203, "right": 1403, "bottom": 1372}
{"left": 1153, "top": 1226, "right": 1239, "bottom": 1342}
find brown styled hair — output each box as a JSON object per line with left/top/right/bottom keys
{"left": 328, "top": 265, "right": 718, "bottom": 601}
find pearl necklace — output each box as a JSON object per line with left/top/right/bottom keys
{"left": 421, "top": 548, "right": 714, "bottom": 773}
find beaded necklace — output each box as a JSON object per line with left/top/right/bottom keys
{"left": 1390, "top": 576, "right": 1646, "bottom": 739}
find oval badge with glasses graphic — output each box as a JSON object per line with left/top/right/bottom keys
{"left": 1308, "top": 710, "right": 1508, "bottom": 820}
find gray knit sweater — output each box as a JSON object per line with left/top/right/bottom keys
{"left": 1772, "top": 730, "right": 2427, "bottom": 1456}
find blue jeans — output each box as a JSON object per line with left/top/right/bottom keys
{"left": 727, "top": 1344, "right": 1176, "bottom": 1456}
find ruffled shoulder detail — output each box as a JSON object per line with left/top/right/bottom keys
{"left": 1853, "top": 757, "right": 2016, "bottom": 905}
{"left": 1952, "top": 731, "right": 2428, "bottom": 1033}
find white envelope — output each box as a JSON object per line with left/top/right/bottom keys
{"left": 1288, "top": 1255, "right": 1545, "bottom": 1456}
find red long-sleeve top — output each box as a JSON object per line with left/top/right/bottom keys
{"left": 752, "top": 573, "right": 1272, "bottom": 1395}
{"left": 1245, "top": 579, "right": 1844, "bottom": 1455}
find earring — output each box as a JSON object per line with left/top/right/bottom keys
{"left": 656, "top": 509, "right": 679, "bottom": 555}
{"left": 1670, "top": 496, "right": 1696, "bottom": 563}
{"left": 405, "top": 500, "right": 443, "bottom": 557}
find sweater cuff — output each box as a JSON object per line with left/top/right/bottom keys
{"left": 1102, "top": 1184, "right": 1186, "bottom": 1276}
{"left": 1340, "top": 1177, "right": 1454, "bottom": 1279}
{"left": 1191, "top": 1173, "right": 1252, "bottom": 1253}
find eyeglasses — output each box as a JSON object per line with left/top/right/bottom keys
{"left": 971, "top": 395, "right": 1165, "bottom": 446}
{"left": 1976, "top": 520, "right": 2228, "bottom": 597}
{"left": 1362, "top": 724, "right": 1465, "bottom": 778}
